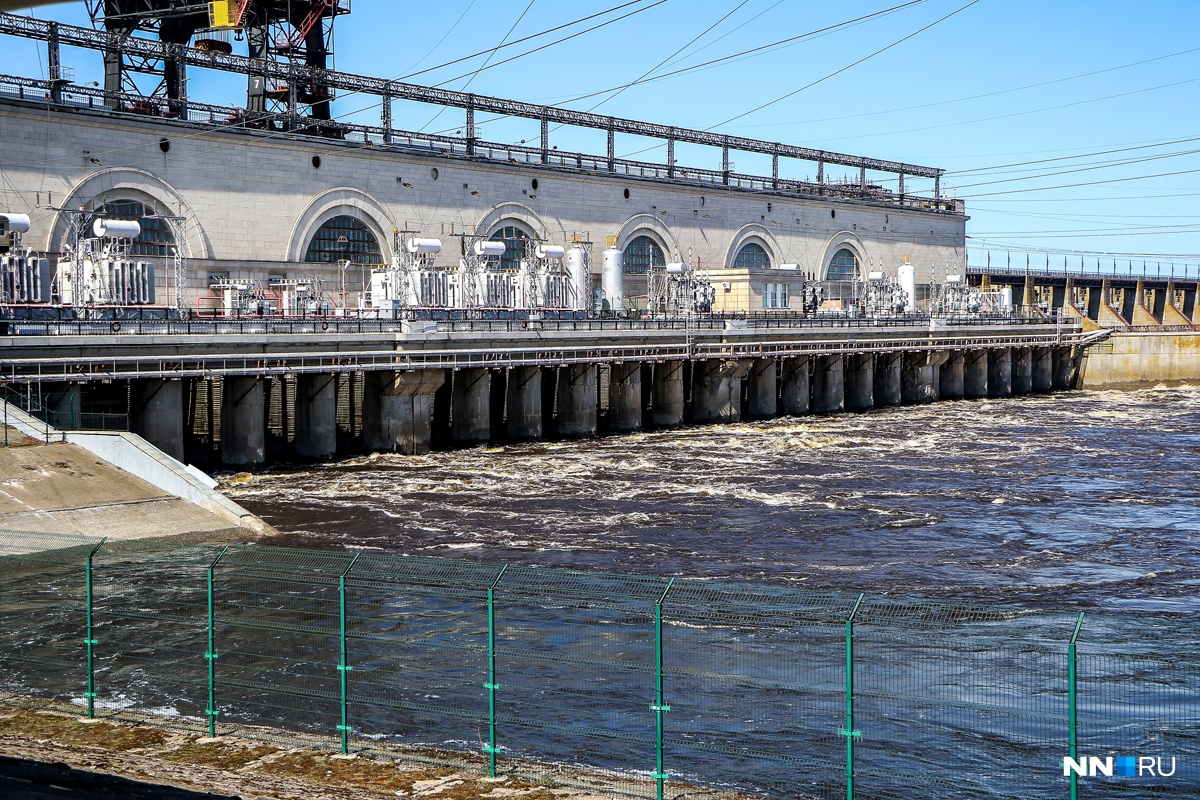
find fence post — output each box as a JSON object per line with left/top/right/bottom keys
{"left": 205, "top": 547, "right": 228, "bottom": 739}
{"left": 841, "top": 593, "right": 865, "bottom": 800}
{"left": 652, "top": 579, "right": 675, "bottom": 800}
{"left": 337, "top": 552, "right": 361, "bottom": 755}
{"left": 82, "top": 538, "right": 107, "bottom": 719}
{"left": 485, "top": 565, "right": 508, "bottom": 777}
{"left": 1068, "top": 612, "right": 1085, "bottom": 800}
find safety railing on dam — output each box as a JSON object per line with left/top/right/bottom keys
{"left": 0, "top": 310, "right": 1058, "bottom": 337}
{"left": 1, "top": 531, "right": 1195, "bottom": 800}
{"left": 0, "top": 328, "right": 1102, "bottom": 385}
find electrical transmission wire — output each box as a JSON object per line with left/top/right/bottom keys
{"left": 426, "top": 0, "right": 671, "bottom": 89}
{"left": 580, "top": 0, "right": 753, "bottom": 113}
{"left": 418, "top": 0, "right": 539, "bottom": 132}
{"left": 705, "top": 0, "right": 982, "bottom": 132}
{"left": 564, "top": 0, "right": 929, "bottom": 110}
{"left": 398, "top": 0, "right": 658, "bottom": 81}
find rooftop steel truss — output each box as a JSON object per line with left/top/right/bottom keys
{"left": 0, "top": 11, "right": 945, "bottom": 193}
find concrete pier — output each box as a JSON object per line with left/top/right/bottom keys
{"left": 1032, "top": 347, "right": 1053, "bottom": 392}
{"left": 651, "top": 361, "right": 685, "bottom": 427}
{"left": 130, "top": 378, "right": 184, "bottom": 462}
{"left": 779, "top": 357, "right": 811, "bottom": 416}
{"left": 811, "top": 355, "right": 845, "bottom": 414}
{"left": 939, "top": 352, "right": 965, "bottom": 400}
{"left": 873, "top": 353, "right": 902, "bottom": 407}
{"left": 506, "top": 366, "right": 543, "bottom": 440}
{"left": 747, "top": 358, "right": 778, "bottom": 418}
{"left": 221, "top": 376, "right": 265, "bottom": 468}
{"left": 607, "top": 362, "right": 642, "bottom": 432}
{"left": 451, "top": 368, "right": 491, "bottom": 445}
{"left": 1052, "top": 347, "right": 1075, "bottom": 390}
{"left": 1012, "top": 347, "right": 1034, "bottom": 395}
{"left": 964, "top": 350, "right": 989, "bottom": 399}
{"left": 556, "top": 364, "right": 598, "bottom": 438}
{"left": 901, "top": 352, "right": 941, "bottom": 405}
{"left": 988, "top": 349, "right": 1013, "bottom": 397}
{"left": 294, "top": 373, "right": 338, "bottom": 460}
{"left": 691, "top": 360, "right": 748, "bottom": 423}
{"left": 844, "top": 354, "right": 874, "bottom": 412}
{"left": 363, "top": 369, "right": 445, "bottom": 455}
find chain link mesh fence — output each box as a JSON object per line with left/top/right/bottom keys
{"left": 1, "top": 531, "right": 1197, "bottom": 799}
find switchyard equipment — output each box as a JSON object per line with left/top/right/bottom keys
{"left": 85, "top": 0, "right": 349, "bottom": 124}
{"left": 647, "top": 259, "right": 716, "bottom": 316}
{"left": 860, "top": 270, "right": 910, "bottom": 316}
{"left": 934, "top": 275, "right": 1011, "bottom": 316}
{"left": 362, "top": 232, "right": 589, "bottom": 313}
{"left": 600, "top": 241, "right": 625, "bottom": 315}
{"left": 0, "top": 212, "right": 51, "bottom": 304}
{"left": 56, "top": 217, "right": 157, "bottom": 308}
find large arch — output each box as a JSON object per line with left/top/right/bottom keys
{"left": 725, "top": 223, "right": 783, "bottom": 270}
{"left": 615, "top": 213, "right": 679, "bottom": 262}
{"left": 475, "top": 202, "right": 546, "bottom": 242}
{"left": 288, "top": 188, "right": 396, "bottom": 264}
{"left": 819, "top": 231, "right": 868, "bottom": 281}
{"left": 48, "top": 168, "right": 211, "bottom": 259}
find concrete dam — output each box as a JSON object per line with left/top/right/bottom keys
{"left": 2, "top": 317, "right": 1101, "bottom": 468}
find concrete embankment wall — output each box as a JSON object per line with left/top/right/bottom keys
{"left": 1, "top": 401, "right": 269, "bottom": 539}
{"left": 1082, "top": 331, "right": 1200, "bottom": 387}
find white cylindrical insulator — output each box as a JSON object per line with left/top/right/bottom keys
{"left": 536, "top": 244, "right": 566, "bottom": 260}
{"left": 665, "top": 262, "right": 687, "bottom": 275}
{"left": 93, "top": 218, "right": 142, "bottom": 239}
{"left": 405, "top": 237, "right": 442, "bottom": 254}
{"left": 474, "top": 239, "right": 506, "bottom": 257}
{"left": 601, "top": 247, "right": 624, "bottom": 313}
{"left": 0, "top": 213, "right": 31, "bottom": 233}
{"left": 898, "top": 263, "right": 916, "bottom": 312}
{"left": 867, "top": 271, "right": 885, "bottom": 282}
{"left": 565, "top": 246, "right": 589, "bottom": 312}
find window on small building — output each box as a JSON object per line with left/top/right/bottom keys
{"left": 96, "top": 199, "right": 175, "bottom": 258}
{"left": 305, "top": 215, "right": 383, "bottom": 265}
{"left": 762, "top": 282, "right": 789, "bottom": 309}
{"left": 827, "top": 248, "right": 859, "bottom": 281}
{"left": 733, "top": 241, "right": 771, "bottom": 270}
{"left": 624, "top": 234, "right": 665, "bottom": 274}
{"left": 488, "top": 225, "right": 530, "bottom": 272}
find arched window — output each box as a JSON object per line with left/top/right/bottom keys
{"left": 827, "top": 248, "right": 859, "bottom": 281}
{"left": 305, "top": 215, "right": 383, "bottom": 265}
{"left": 624, "top": 234, "right": 665, "bottom": 274}
{"left": 489, "top": 225, "right": 529, "bottom": 272}
{"left": 96, "top": 199, "right": 175, "bottom": 257}
{"left": 733, "top": 241, "right": 771, "bottom": 270}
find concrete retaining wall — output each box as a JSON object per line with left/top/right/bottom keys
{"left": 1082, "top": 332, "right": 1200, "bottom": 386}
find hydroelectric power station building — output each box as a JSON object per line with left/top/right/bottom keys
{"left": 0, "top": 4, "right": 1104, "bottom": 469}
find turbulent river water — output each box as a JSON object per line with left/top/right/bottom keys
{"left": 226, "top": 383, "right": 1200, "bottom": 613}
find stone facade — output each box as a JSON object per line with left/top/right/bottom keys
{"left": 0, "top": 101, "right": 968, "bottom": 310}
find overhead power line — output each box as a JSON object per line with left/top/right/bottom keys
{"left": 706, "top": 0, "right": 982, "bottom": 131}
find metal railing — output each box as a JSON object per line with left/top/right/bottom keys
{"left": 0, "top": 67, "right": 960, "bottom": 214}
{"left": 0, "top": 307, "right": 1069, "bottom": 337}
{"left": 0, "top": 328, "right": 1103, "bottom": 385}
{"left": 0, "top": 533, "right": 1195, "bottom": 799}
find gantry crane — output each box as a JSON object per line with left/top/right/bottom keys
{"left": 85, "top": 1, "right": 349, "bottom": 124}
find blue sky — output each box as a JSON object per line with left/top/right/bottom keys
{"left": 4, "top": 0, "right": 1200, "bottom": 274}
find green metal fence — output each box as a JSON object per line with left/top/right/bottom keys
{"left": 0, "top": 531, "right": 1196, "bottom": 799}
